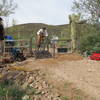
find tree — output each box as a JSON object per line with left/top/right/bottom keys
{"left": 0, "top": 0, "right": 17, "bottom": 17}
{"left": 72, "top": 0, "right": 100, "bottom": 23}
{"left": 79, "top": 32, "right": 100, "bottom": 54}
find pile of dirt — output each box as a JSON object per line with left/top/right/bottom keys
{"left": 0, "top": 67, "right": 61, "bottom": 100}
{"left": 34, "top": 50, "right": 52, "bottom": 59}
{"left": 35, "top": 53, "right": 84, "bottom": 65}
{"left": 56, "top": 53, "right": 84, "bottom": 61}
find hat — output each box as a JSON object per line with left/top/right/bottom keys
{"left": 42, "top": 27, "right": 46, "bottom": 30}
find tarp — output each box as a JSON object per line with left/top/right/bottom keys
{"left": 5, "top": 35, "right": 14, "bottom": 40}
{"left": 90, "top": 53, "right": 100, "bottom": 61}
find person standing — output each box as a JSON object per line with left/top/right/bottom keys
{"left": 0, "top": 17, "right": 5, "bottom": 54}
{"left": 36, "top": 27, "right": 49, "bottom": 50}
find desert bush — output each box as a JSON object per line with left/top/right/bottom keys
{"left": 0, "top": 80, "right": 25, "bottom": 100}
{"left": 61, "top": 96, "right": 69, "bottom": 100}
{"left": 79, "top": 33, "right": 100, "bottom": 54}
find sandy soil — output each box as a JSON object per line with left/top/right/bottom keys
{"left": 11, "top": 53, "right": 100, "bottom": 100}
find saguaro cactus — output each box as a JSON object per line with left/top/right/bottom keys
{"left": 69, "top": 14, "right": 81, "bottom": 52}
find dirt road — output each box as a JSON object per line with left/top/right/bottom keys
{"left": 15, "top": 53, "right": 100, "bottom": 100}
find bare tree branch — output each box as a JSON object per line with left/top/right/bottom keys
{"left": 0, "top": 0, "right": 17, "bottom": 17}
{"left": 72, "top": 0, "right": 100, "bottom": 23}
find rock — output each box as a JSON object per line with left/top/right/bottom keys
{"left": 42, "top": 83, "right": 48, "bottom": 88}
{"left": 54, "top": 93, "right": 60, "bottom": 97}
{"left": 41, "top": 91, "right": 45, "bottom": 95}
{"left": 28, "top": 76, "right": 34, "bottom": 83}
{"left": 34, "top": 96, "right": 41, "bottom": 100}
{"left": 29, "top": 83, "right": 34, "bottom": 87}
{"left": 38, "top": 85, "right": 43, "bottom": 91}
{"left": 34, "top": 85, "right": 38, "bottom": 89}
{"left": 47, "top": 95, "right": 53, "bottom": 99}
{"left": 35, "top": 90, "right": 42, "bottom": 95}
{"left": 87, "top": 69, "right": 94, "bottom": 72}
{"left": 49, "top": 85, "right": 53, "bottom": 88}
{"left": 53, "top": 97, "right": 61, "bottom": 100}
{"left": 22, "top": 82, "right": 28, "bottom": 89}
{"left": 22, "top": 95, "right": 29, "bottom": 100}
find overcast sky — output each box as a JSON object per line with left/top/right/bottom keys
{"left": 9, "top": 0, "right": 73, "bottom": 25}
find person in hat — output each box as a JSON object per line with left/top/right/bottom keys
{"left": 36, "top": 27, "right": 49, "bottom": 50}
{"left": 0, "top": 17, "right": 5, "bottom": 54}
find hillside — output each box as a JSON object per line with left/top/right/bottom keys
{"left": 6, "top": 23, "right": 99, "bottom": 52}
{"left": 7, "top": 23, "right": 71, "bottom": 40}
{"left": 6, "top": 22, "right": 97, "bottom": 40}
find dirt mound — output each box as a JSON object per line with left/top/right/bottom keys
{"left": 35, "top": 53, "right": 84, "bottom": 65}
{"left": 56, "top": 53, "right": 83, "bottom": 61}
{"left": 0, "top": 68, "right": 61, "bottom": 100}
{"left": 34, "top": 50, "right": 52, "bottom": 59}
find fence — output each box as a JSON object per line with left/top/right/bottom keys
{"left": 4, "top": 39, "right": 30, "bottom": 55}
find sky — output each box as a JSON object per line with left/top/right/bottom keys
{"left": 8, "top": 0, "right": 74, "bottom": 26}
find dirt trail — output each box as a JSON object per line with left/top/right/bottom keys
{"left": 48, "top": 59, "right": 100, "bottom": 100}
{"left": 14, "top": 53, "right": 100, "bottom": 100}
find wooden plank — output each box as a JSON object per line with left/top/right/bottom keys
{"left": 3, "top": 39, "right": 30, "bottom": 54}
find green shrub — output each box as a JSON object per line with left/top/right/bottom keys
{"left": 61, "top": 96, "right": 69, "bottom": 100}
{"left": 79, "top": 33, "right": 100, "bottom": 54}
{"left": 0, "top": 80, "right": 26, "bottom": 100}
{"left": 75, "top": 96, "right": 82, "bottom": 100}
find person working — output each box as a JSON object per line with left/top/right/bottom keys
{"left": 0, "top": 17, "right": 5, "bottom": 54}
{"left": 36, "top": 27, "right": 49, "bottom": 50}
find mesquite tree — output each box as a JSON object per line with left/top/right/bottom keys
{"left": 0, "top": 0, "right": 17, "bottom": 17}
{"left": 72, "top": 0, "right": 100, "bottom": 23}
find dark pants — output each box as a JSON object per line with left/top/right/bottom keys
{"left": 0, "top": 40, "right": 4, "bottom": 54}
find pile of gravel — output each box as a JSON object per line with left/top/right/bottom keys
{"left": 34, "top": 50, "right": 52, "bottom": 59}
{"left": 0, "top": 68, "right": 61, "bottom": 100}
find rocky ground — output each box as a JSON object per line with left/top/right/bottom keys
{"left": 0, "top": 66, "right": 61, "bottom": 100}
{"left": 0, "top": 53, "right": 100, "bottom": 100}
